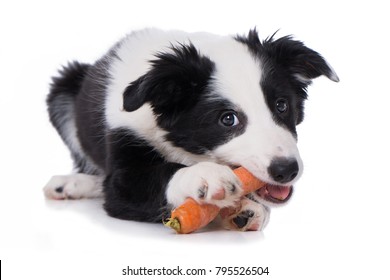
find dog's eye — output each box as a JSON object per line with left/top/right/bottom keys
{"left": 276, "top": 98, "right": 288, "bottom": 114}
{"left": 220, "top": 112, "right": 239, "bottom": 127}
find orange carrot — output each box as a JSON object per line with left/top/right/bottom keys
{"left": 164, "top": 198, "right": 220, "bottom": 234}
{"left": 233, "top": 167, "right": 266, "bottom": 194}
{"left": 164, "top": 167, "right": 266, "bottom": 234}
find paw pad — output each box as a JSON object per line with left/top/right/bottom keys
{"left": 232, "top": 210, "right": 255, "bottom": 228}
{"left": 55, "top": 186, "right": 64, "bottom": 193}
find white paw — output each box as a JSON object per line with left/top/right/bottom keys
{"left": 220, "top": 197, "right": 270, "bottom": 231}
{"left": 43, "top": 174, "right": 104, "bottom": 199}
{"left": 166, "top": 162, "right": 242, "bottom": 208}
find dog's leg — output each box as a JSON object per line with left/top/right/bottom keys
{"left": 219, "top": 196, "right": 270, "bottom": 231}
{"left": 43, "top": 173, "right": 104, "bottom": 199}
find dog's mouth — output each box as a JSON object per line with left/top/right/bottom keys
{"left": 256, "top": 184, "right": 293, "bottom": 204}
{"left": 228, "top": 165, "right": 294, "bottom": 204}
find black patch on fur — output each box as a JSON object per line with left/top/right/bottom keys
{"left": 103, "top": 129, "right": 184, "bottom": 222}
{"left": 74, "top": 54, "right": 114, "bottom": 171}
{"left": 260, "top": 66, "right": 304, "bottom": 136}
{"left": 236, "top": 29, "right": 338, "bottom": 133}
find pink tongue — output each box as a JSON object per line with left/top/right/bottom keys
{"left": 267, "top": 185, "right": 291, "bottom": 201}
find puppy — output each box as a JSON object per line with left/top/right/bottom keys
{"left": 44, "top": 28, "right": 338, "bottom": 231}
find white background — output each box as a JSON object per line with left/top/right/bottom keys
{"left": 1, "top": 0, "right": 389, "bottom": 279}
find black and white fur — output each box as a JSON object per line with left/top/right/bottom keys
{"left": 44, "top": 28, "right": 338, "bottom": 231}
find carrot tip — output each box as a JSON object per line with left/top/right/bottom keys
{"left": 163, "top": 217, "right": 181, "bottom": 233}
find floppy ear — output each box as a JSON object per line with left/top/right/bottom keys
{"left": 122, "top": 43, "right": 215, "bottom": 113}
{"left": 123, "top": 75, "right": 148, "bottom": 112}
{"left": 266, "top": 35, "right": 339, "bottom": 84}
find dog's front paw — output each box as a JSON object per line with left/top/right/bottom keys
{"left": 220, "top": 197, "right": 270, "bottom": 231}
{"left": 166, "top": 162, "right": 242, "bottom": 208}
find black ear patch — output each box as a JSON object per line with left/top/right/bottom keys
{"left": 264, "top": 35, "right": 339, "bottom": 83}
{"left": 236, "top": 29, "right": 339, "bottom": 84}
{"left": 123, "top": 76, "right": 148, "bottom": 112}
{"left": 122, "top": 43, "right": 215, "bottom": 116}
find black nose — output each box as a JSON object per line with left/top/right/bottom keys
{"left": 268, "top": 158, "right": 299, "bottom": 184}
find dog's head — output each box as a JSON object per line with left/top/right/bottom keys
{"left": 122, "top": 29, "right": 338, "bottom": 205}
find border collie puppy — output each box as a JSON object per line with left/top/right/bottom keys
{"left": 44, "top": 28, "right": 338, "bottom": 231}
